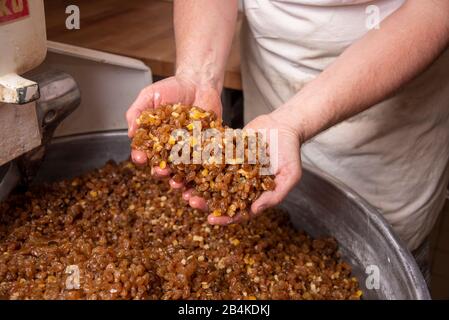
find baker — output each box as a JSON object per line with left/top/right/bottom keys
{"left": 126, "top": 0, "right": 449, "bottom": 282}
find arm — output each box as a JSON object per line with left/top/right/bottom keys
{"left": 174, "top": 0, "right": 238, "bottom": 93}
{"left": 127, "top": 0, "right": 237, "bottom": 168}
{"left": 217, "top": 0, "right": 449, "bottom": 224}
{"left": 172, "top": 0, "right": 238, "bottom": 210}
{"left": 275, "top": 0, "right": 449, "bottom": 143}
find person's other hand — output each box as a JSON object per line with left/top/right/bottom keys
{"left": 208, "top": 112, "right": 303, "bottom": 225}
{"left": 126, "top": 74, "right": 222, "bottom": 210}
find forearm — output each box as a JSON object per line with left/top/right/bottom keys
{"left": 174, "top": 0, "right": 238, "bottom": 93}
{"left": 277, "top": 0, "right": 449, "bottom": 142}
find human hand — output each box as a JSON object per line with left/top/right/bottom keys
{"left": 126, "top": 74, "right": 222, "bottom": 208}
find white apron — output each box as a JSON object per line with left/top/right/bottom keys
{"left": 240, "top": 0, "right": 449, "bottom": 251}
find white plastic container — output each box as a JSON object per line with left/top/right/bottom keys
{"left": 0, "top": 0, "right": 46, "bottom": 75}
{"left": 0, "top": 0, "right": 47, "bottom": 103}
{"left": 0, "top": 0, "right": 46, "bottom": 163}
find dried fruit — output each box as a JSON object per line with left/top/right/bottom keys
{"left": 0, "top": 160, "right": 361, "bottom": 300}
{"left": 132, "top": 104, "right": 276, "bottom": 218}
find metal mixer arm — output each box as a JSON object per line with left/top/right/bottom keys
{"left": 0, "top": 70, "right": 80, "bottom": 200}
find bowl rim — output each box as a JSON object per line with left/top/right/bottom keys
{"left": 48, "top": 130, "right": 431, "bottom": 300}
{"left": 302, "top": 163, "right": 431, "bottom": 300}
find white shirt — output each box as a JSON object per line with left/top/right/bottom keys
{"left": 241, "top": 0, "right": 449, "bottom": 250}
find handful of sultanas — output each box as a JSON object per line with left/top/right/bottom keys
{"left": 131, "top": 104, "right": 276, "bottom": 218}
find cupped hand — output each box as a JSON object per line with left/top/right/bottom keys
{"left": 126, "top": 74, "right": 222, "bottom": 210}
{"left": 208, "top": 112, "right": 303, "bottom": 225}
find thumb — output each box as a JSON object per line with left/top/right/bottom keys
{"left": 251, "top": 168, "right": 301, "bottom": 215}
{"left": 195, "top": 87, "right": 222, "bottom": 118}
{"left": 127, "top": 90, "right": 161, "bottom": 137}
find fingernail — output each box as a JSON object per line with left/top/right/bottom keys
{"left": 154, "top": 92, "right": 161, "bottom": 107}
{"left": 257, "top": 205, "right": 266, "bottom": 214}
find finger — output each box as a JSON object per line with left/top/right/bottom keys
{"left": 250, "top": 191, "right": 275, "bottom": 216}
{"left": 182, "top": 189, "right": 194, "bottom": 202}
{"left": 131, "top": 150, "right": 147, "bottom": 165}
{"left": 207, "top": 211, "right": 250, "bottom": 225}
{"left": 127, "top": 90, "right": 162, "bottom": 137}
{"left": 153, "top": 91, "right": 162, "bottom": 108}
{"left": 127, "top": 96, "right": 152, "bottom": 137}
{"left": 207, "top": 214, "right": 233, "bottom": 225}
{"left": 189, "top": 196, "right": 208, "bottom": 211}
{"left": 169, "top": 178, "right": 184, "bottom": 190}
{"left": 195, "top": 88, "right": 223, "bottom": 119}
{"left": 250, "top": 188, "right": 285, "bottom": 215}
{"left": 152, "top": 165, "right": 171, "bottom": 177}
{"left": 251, "top": 171, "right": 299, "bottom": 215}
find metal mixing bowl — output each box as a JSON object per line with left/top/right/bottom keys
{"left": 33, "top": 130, "right": 430, "bottom": 300}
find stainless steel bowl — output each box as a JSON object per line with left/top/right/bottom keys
{"left": 33, "top": 130, "right": 430, "bottom": 300}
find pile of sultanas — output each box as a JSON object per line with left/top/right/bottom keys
{"left": 131, "top": 104, "right": 276, "bottom": 218}
{"left": 0, "top": 161, "right": 361, "bottom": 300}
